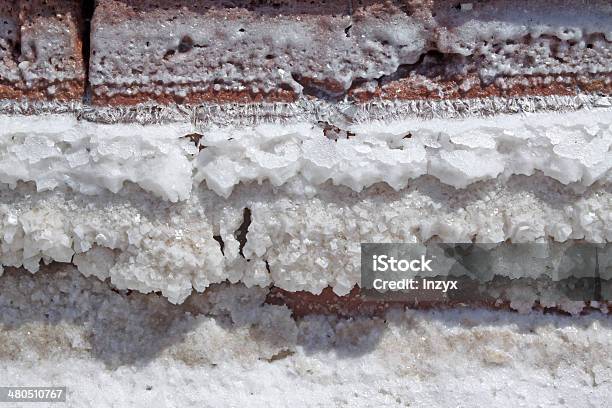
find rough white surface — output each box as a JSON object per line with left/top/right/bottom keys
{"left": 198, "top": 109, "right": 612, "bottom": 197}
{"left": 0, "top": 266, "right": 610, "bottom": 408}
{"left": 0, "top": 175, "right": 609, "bottom": 303}
{"left": 0, "top": 115, "right": 195, "bottom": 202}
{"left": 0, "top": 109, "right": 610, "bottom": 200}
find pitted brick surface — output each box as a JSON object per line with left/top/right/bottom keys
{"left": 0, "top": 0, "right": 84, "bottom": 100}
{"left": 0, "top": 1, "right": 609, "bottom": 104}
{"left": 89, "top": 0, "right": 612, "bottom": 105}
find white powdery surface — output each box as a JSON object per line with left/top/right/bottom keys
{"left": 0, "top": 267, "right": 610, "bottom": 408}
{"left": 0, "top": 175, "right": 609, "bottom": 303}
{"left": 0, "top": 108, "right": 610, "bottom": 200}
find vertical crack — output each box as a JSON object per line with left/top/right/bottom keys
{"left": 344, "top": 24, "right": 352, "bottom": 38}
{"left": 213, "top": 235, "right": 225, "bottom": 256}
{"left": 235, "top": 208, "right": 252, "bottom": 259}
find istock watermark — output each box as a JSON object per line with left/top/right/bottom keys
{"left": 372, "top": 254, "right": 433, "bottom": 272}
{"left": 360, "top": 242, "right": 611, "bottom": 302}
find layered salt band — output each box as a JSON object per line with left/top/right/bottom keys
{"left": 0, "top": 107, "right": 610, "bottom": 201}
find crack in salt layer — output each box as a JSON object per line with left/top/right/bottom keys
{"left": 0, "top": 107, "right": 609, "bottom": 200}
{"left": 213, "top": 235, "right": 225, "bottom": 256}
{"left": 235, "top": 208, "right": 252, "bottom": 259}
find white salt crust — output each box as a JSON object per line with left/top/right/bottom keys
{"left": 0, "top": 116, "right": 196, "bottom": 202}
{"left": 197, "top": 108, "right": 612, "bottom": 197}
{"left": 90, "top": 0, "right": 612, "bottom": 97}
{"left": 0, "top": 267, "right": 610, "bottom": 407}
{"left": 0, "top": 108, "right": 610, "bottom": 200}
{"left": 0, "top": 176, "right": 609, "bottom": 303}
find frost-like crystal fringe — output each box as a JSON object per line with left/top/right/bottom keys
{"left": 0, "top": 94, "right": 610, "bottom": 125}
{"left": 0, "top": 107, "right": 610, "bottom": 200}
{"left": 0, "top": 177, "right": 609, "bottom": 303}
